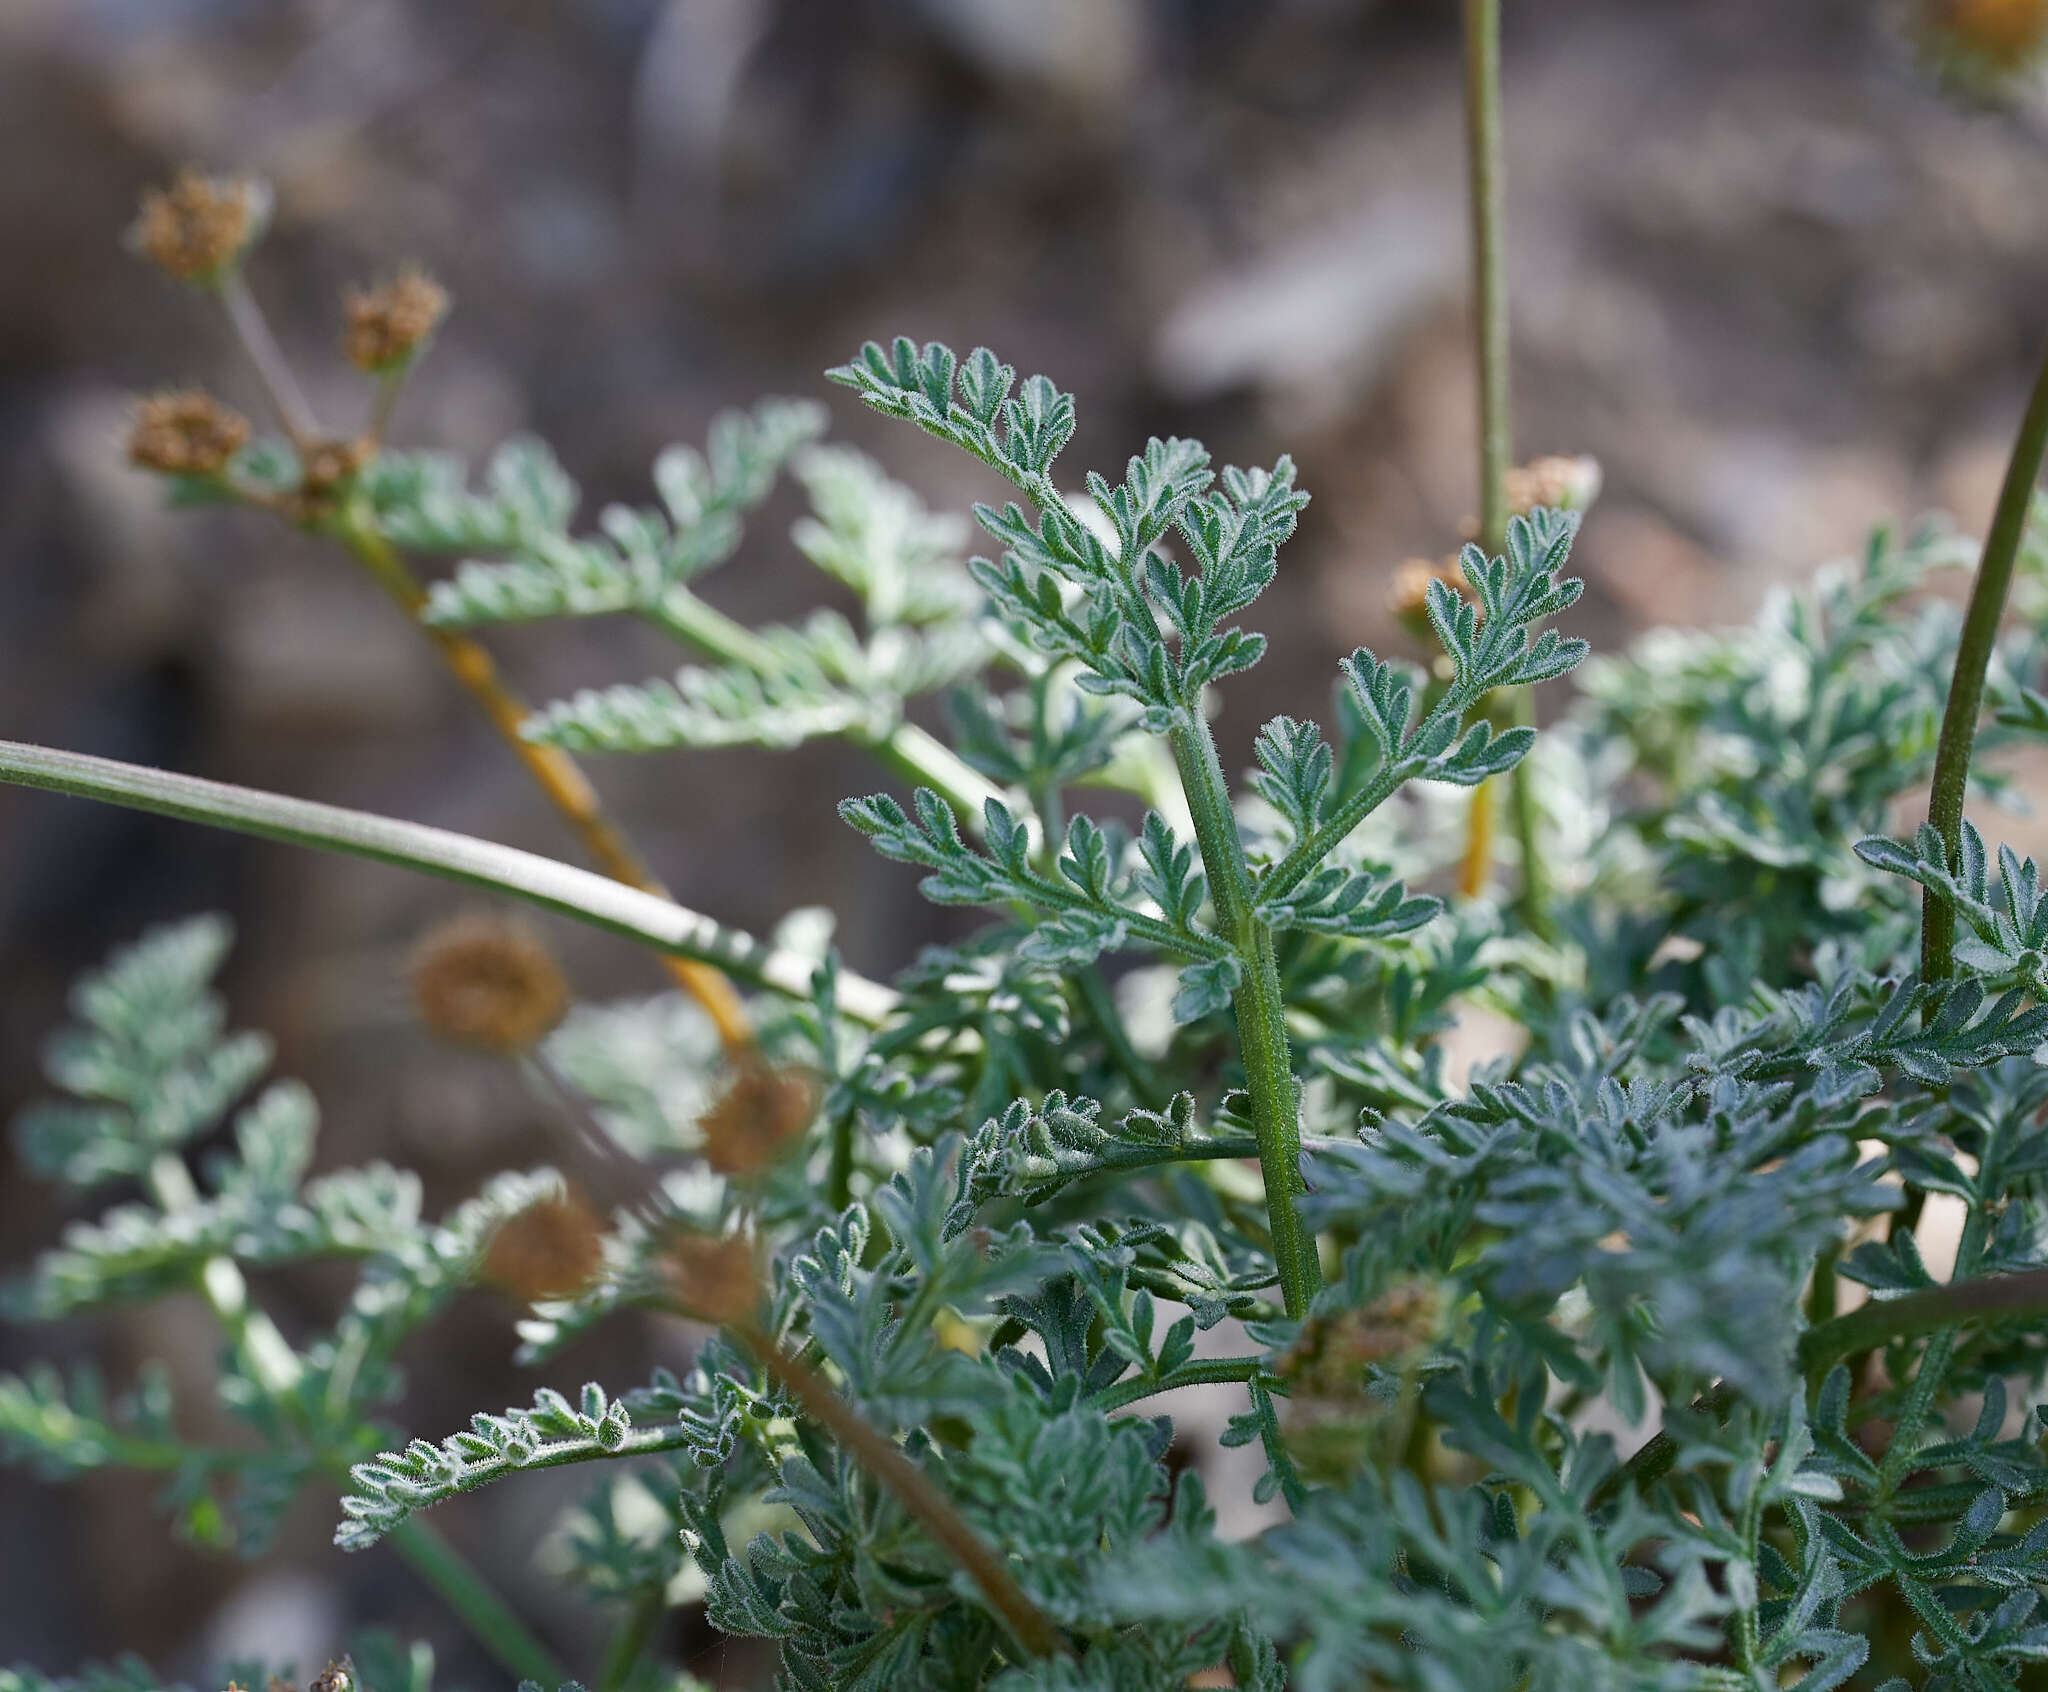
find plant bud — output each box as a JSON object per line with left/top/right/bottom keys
{"left": 700, "top": 1060, "right": 818, "bottom": 1175}
{"left": 659, "top": 1230, "right": 762, "bottom": 1325}
{"left": 343, "top": 269, "right": 450, "bottom": 373}
{"left": 128, "top": 389, "right": 250, "bottom": 476}
{"left": 485, "top": 1189, "right": 606, "bottom": 1301}
{"left": 410, "top": 915, "right": 569, "bottom": 1053}
{"left": 128, "top": 169, "right": 270, "bottom": 285}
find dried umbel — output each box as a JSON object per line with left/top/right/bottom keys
{"left": 658, "top": 1229, "right": 762, "bottom": 1324}
{"left": 299, "top": 435, "right": 372, "bottom": 496}
{"left": 410, "top": 915, "right": 569, "bottom": 1053}
{"left": 128, "top": 169, "right": 270, "bottom": 285}
{"left": 343, "top": 269, "right": 450, "bottom": 373}
{"left": 127, "top": 389, "right": 250, "bottom": 477}
{"left": 485, "top": 1189, "right": 606, "bottom": 1300}
{"left": 700, "top": 1060, "right": 818, "bottom": 1175}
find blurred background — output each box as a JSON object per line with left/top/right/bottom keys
{"left": 2, "top": 0, "right": 2046, "bottom": 1683}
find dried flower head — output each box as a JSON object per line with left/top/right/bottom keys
{"left": 485, "top": 1188, "right": 606, "bottom": 1301}
{"left": 701, "top": 1060, "right": 818, "bottom": 1175}
{"left": 307, "top": 1663, "right": 355, "bottom": 1692}
{"left": 1924, "top": 0, "right": 2048, "bottom": 68}
{"left": 299, "top": 435, "right": 372, "bottom": 496}
{"left": 128, "top": 169, "right": 270, "bottom": 284}
{"left": 659, "top": 1230, "right": 761, "bottom": 1324}
{"left": 342, "top": 269, "right": 450, "bottom": 373}
{"left": 1504, "top": 453, "right": 1603, "bottom": 517}
{"left": 128, "top": 389, "right": 250, "bottom": 477}
{"left": 410, "top": 915, "right": 569, "bottom": 1053}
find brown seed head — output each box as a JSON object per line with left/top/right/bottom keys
{"left": 129, "top": 169, "right": 269, "bottom": 284}
{"left": 299, "top": 435, "right": 372, "bottom": 496}
{"left": 1504, "top": 453, "right": 1603, "bottom": 517}
{"left": 1927, "top": 0, "right": 2048, "bottom": 66}
{"left": 410, "top": 915, "right": 569, "bottom": 1053}
{"left": 308, "top": 1662, "right": 355, "bottom": 1692}
{"left": 659, "top": 1230, "right": 762, "bottom": 1325}
{"left": 343, "top": 269, "right": 450, "bottom": 373}
{"left": 701, "top": 1060, "right": 818, "bottom": 1175}
{"left": 128, "top": 390, "right": 250, "bottom": 477}
{"left": 485, "top": 1188, "right": 606, "bottom": 1301}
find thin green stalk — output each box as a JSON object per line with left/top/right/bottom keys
{"left": 596, "top": 1587, "right": 667, "bottom": 1692}
{"left": 1606, "top": 1266, "right": 2048, "bottom": 1512}
{"left": 1922, "top": 333, "right": 2048, "bottom": 980}
{"left": 1459, "top": 0, "right": 1549, "bottom": 936}
{"left": 0, "top": 739, "right": 896, "bottom": 1026}
{"left": 145, "top": 1153, "right": 304, "bottom": 1402}
{"left": 381, "top": 1516, "right": 568, "bottom": 1686}
{"left": 1096, "top": 1357, "right": 1264, "bottom": 1414}
{"left": 1463, "top": 0, "right": 1511, "bottom": 561}
{"left": 1800, "top": 1265, "right": 2048, "bottom": 1379}
{"left": 148, "top": 1154, "right": 567, "bottom": 1684}
{"left": 1169, "top": 711, "right": 1321, "bottom": 1318}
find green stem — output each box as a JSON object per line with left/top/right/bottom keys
{"left": 144, "top": 1153, "right": 304, "bottom": 1402}
{"left": 1460, "top": 0, "right": 1550, "bottom": 936}
{"left": 1096, "top": 1357, "right": 1264, "bottom": 1414}
{"left": 1922, "top": 333, "right": 2048, "bottom": 980}
{"left": 1169, "top": 712, "right": 1321, "bottom": 1318}
{"left": 0, "top": 739, "right": 895, "bottom": 1026}
{"left": 1799, "top": 1265, "right": 2048, "bottom": 1379}
{"left": 1463, "top": 0, "right": 1511, "bottom": 561}
{"left": 382, "top": 1516, "right": 568, "bottom": 1686}
{"left": 596, "top": 1588, "right": 667, "bottom": 1692}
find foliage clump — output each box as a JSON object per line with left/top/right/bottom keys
{"left": 12, "top": 20, "right": 2048, "bottom": 1692}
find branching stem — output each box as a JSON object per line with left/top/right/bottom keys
{"left": 736, "top": 1323, "right": 1068, "bottom": 1662}
{"left": 334, "top": 509, "right": 756, "bottom": 1053}
{"left": 216, "top": 271, "right": 320, "bottom": 448}
{"left": 1170, "top": 711, "right": 1321, "bottom": 1317}
{"left": 1922, "top": 333, "right": 2048, "bottom": 980}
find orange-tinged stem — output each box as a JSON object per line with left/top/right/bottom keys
{"left": 334, "top": 508, "right": 755, "bottom": 1054}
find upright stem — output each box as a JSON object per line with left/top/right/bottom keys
{"left": 1463, "top": 0, "right": 1511, "bottom": 561}
{"left": 333, "top": 508, "right": 756, "bottom": 1054}
{"left": 1169, "top": 712, "right": 1321, "bottom": 1318}
{"left": 596, "top": 1589, "right": 666, "bottom": 1692}
{"left": 380, "top": 1516, "right": 568, "bottom": 1686}
{"left": 1921, "top": 334, "right": 2048, "bottom": 980}
{"left": 1459, "top": 0, "right": 1551, "bottom": 935}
